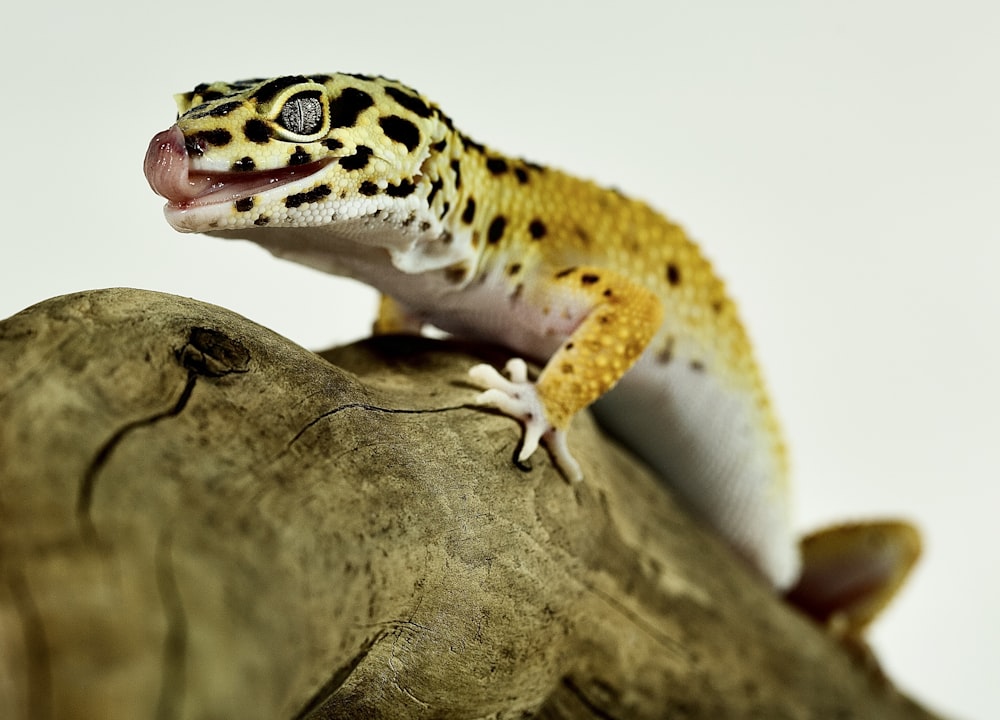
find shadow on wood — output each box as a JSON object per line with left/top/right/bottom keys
{"left": 0, "top": 288, "right": 944, "bottom": 719}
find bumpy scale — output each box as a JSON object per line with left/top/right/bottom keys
{"left": 144, "top": 73, "right": 908, "bottom": 594}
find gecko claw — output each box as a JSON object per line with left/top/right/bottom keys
{"left": 517, "top": 416, "right": 546, "bottom": 464}
{"left": 546, "top": 429, "right": 582, "bottom": 482}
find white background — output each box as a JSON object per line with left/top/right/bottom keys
{"left": 2, "top": 1, "right": 996, "bottom": 717}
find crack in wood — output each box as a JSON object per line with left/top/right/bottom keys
{"left": 76, "top": 369, "right": 198, "bottom": 542}
{"left": 288, "top": 402, "right": 470, "bottom": 447}
{"left": 560, "top": 677, "right": 621, "bottom": 720}
{"left": 77, "top": 327, "right": 253, "bottom": 540}
{"left": 7, "top": 567, "right": 52, "bottom": 720}
{"left": 293, "top": 632, "right": 387, "bottom": 720}
{"left": 154, "top": 529, "right": 187, "bottom": 720}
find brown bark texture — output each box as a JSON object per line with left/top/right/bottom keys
{"left": 0, "top": 288, "right": 945, "bottom": 720}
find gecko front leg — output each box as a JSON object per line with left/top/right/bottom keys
{"left": 469, "top": 266, "right": 663, "bottom": 481}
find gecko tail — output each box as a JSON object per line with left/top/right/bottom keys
{"left": 785, "top": 520, "right": 922, "bottom": 637}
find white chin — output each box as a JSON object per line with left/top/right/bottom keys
{"left": 163, "top": 203, "right": 224, "bottom": 233}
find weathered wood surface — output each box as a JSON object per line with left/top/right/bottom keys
{"left": 0, "top": 288, "right": 944, "bottom": 719}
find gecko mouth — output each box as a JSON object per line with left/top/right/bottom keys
{"left": 143, "top": 125, "right": 332, "bottom": 210}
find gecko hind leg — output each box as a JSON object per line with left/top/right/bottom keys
{"left": 373, "top": 295, "right": 424, "bottom": 335}
{"left": 469, "top": 359, "right": 582, "bottom": 482}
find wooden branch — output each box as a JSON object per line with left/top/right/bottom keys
{"left": 0, "top": 288, "right": 945, "bottom": 720}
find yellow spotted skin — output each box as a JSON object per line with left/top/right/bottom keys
{"left": 149, "top": 73, "right": 795, "bottom": 587}
{"left": 463, "top": 160, "right": 780, "bottom": 445}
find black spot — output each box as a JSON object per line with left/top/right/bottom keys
{"left": 508, "top": 263, "right": 522, "bottom": 276}
{"left": 384, "top": 86, "right": 432, "bottom": 118}
{"left": 690, "top": 360, "right": 705, "bottom": 372}
{"left": 528, "top": 219, "right": 547, "bottom": 239}
{"left": 666, "top": 262, "right": 682, "bottom": 286}
{"left": 450, "top": 159, "right": 462, "bottom": 189}
{"left": 323, "top": 138, "right": 344, "bottom": 151}
{"left": 440, "top": 231, "right": 453, "bottom": 244}
{"left": 486, "top": 157, "right": 508, "bottom": 175}
{"left": 487, "top": 216, "right": 507, "bottom": 244}
{"left": 386, "top": 180, "right": 416, "bottom": 197}
{"left": 603, "top": 289, "right": 613, "bottom": 297}
{"left": 289, "top": 146, "right": 311, "bottom": 165}
{"left": 444, "top": 264, "right": 468, "bottom": 284}
{"left": 345, "top": 72, "right": 376, "bottom": 82}
{"left": 254, "top": 216, "right": 270, "bottom": 226}
{"left": 555, "top": 267, "right": 577, "bottom": 279}
{"left": 460, "top": 134, "right": 485, "bottom": 154}
{"left": 339, "top": 145, "right": 373, "bottom": 171}
{"left": 235, "top": 197, "right": 254, "bottom": 212}
{"left": 193, "top": 83, "right": 210, "bottom": 93}
{"left": 572, "top": 225, "right": 592, "bottom": 245}
{"left": 284, "top": 184, "right": 332, "bottom": 208}
{"left": 440, "top": 201, "right": 450, "bottom": 219}
{"left": 328, "top": 87, "right": 375, "bottom": 128}
{"left": 581, "top": 274, "right": 600, "bottom": 285}
{"left": 207, "top": 101, "right": 242, "bottom": 117}
{"left": 432, "top": 139, "right": 448, "bottom": 152}
{"left": 197, "top": 129, "right": 232, "bottom": 146}
{"left": 244, "top": 119, "right": 271, "bottom": 143}
{"left": 252, "top": 75, "right": 309, "bottom": 104}
{"left": 711, "top": 300, "right": 724, "bottom": 314}
{"left": 379, "top": 115, "right": 421, "bottom": 152}
{"left": 359, "top": 181, "right": 379, "bottom": 196}
{"left": 199, "top": 90, "right": 224, "bottom": 103}
{"left": 309, "top": 74, "right": 333, "bottom": 84}
{"left": 419, "top": 221, "right": 431, "bottom": 232}
{"left": 427, "top": 178, "right": 443, "bottom": 207}
{"left": 402, "top": 213, "right": 416, "bottom": 227}
{"left": 657, "top": 337, "right": 674, "bottom": 364}
{"left": 232, "top": 156, "right": 255, "bottom": 172}
{"left": 514, "top": 167, "right": 529, "bottom": 184}
{"left": 461, "top": 198, "right": 476, "bottom": 224}
{"left": 231, "top": 78, "right": 265, "bottom": 89}
{"left": 524, "top": 160, "right": 545, "bottom": 172}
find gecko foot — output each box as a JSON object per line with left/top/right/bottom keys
{"left": 469, "top": 359, "right": 583, "bottom": 482}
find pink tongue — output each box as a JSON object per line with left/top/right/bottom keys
{"left": 144, "top": 125, "right": 333, "bottom": 208}
{"left": 143, "top": 126, "right": 217, "bottom": 204}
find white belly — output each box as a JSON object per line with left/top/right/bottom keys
{"left": 593, "top": 351, "right": 799, "bottom": 588}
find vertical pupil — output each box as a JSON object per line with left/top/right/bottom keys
{"left": 281, "top": 95, "right": 322, "bottom": 134}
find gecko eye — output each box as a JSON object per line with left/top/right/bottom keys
{"left": 278, "top": 91, "right": 325, "bottom": 136}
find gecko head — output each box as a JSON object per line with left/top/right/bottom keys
{"left": 144, "top": 74, "right": 451, "bottom": 236}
